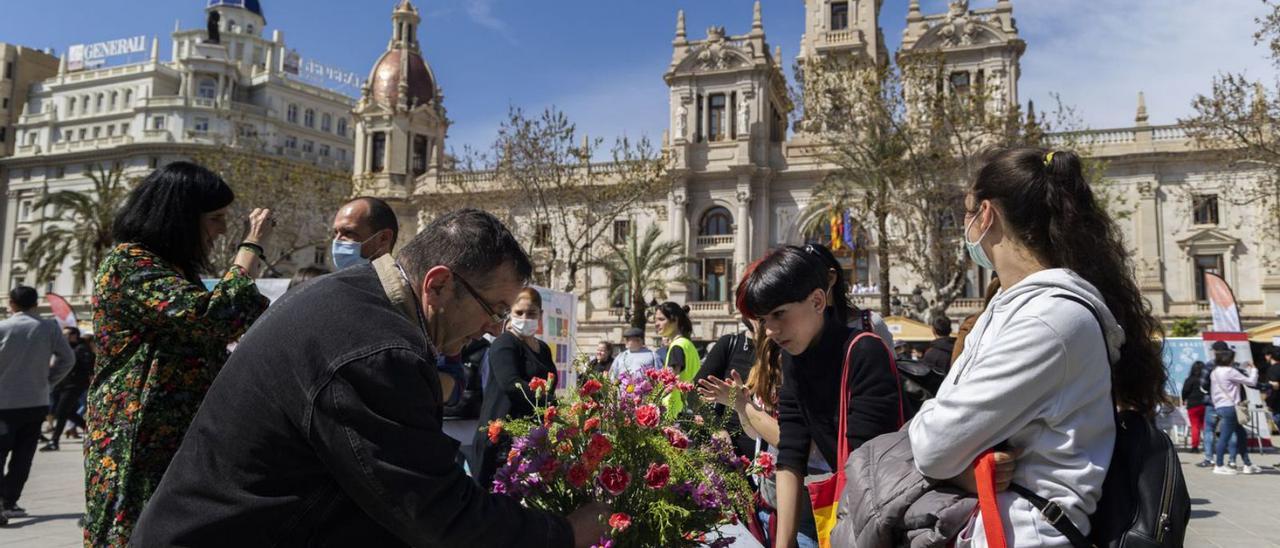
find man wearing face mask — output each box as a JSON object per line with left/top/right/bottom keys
{"left": 330, "top": 196, "right": 399, "bottom": 270}
{"left": 133, "top": 209, "right": 608, "bottom": 548}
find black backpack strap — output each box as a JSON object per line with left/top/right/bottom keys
{"left": 1009, "top": 484, "right": 1094, "bottom": 548}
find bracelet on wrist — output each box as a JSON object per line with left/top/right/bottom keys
{"left": 238, "top": 242, "right": 266, "bottom": 260}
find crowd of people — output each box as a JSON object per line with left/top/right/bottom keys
{"left": 0, "top": 146, "right": 1269, "bottom": 546}
{"left": 1182, "top": 343, "right": 1280, "bottom": 476}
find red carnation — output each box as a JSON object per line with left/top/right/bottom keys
{"left": 635, "top": 405, "right": 661, "bottom": 428}
{"left": 598, "top": 466, "right": 631, "bottom": 496}
{"left": 528, "top": 377, "right": 547, "bottom": 392}
{"left": 543, "top": 406, "right": 558, "bottom": 427}
{"left": 586, "top": 433, "right": 613, "bottom": 462}
{"left": 756, "top": 452, "right": 776, "bottom": 478}
{"left": 644, "top": 463, "right": 670, "bottom": 489}
{"left": 579, "top": 379, "right": 603, "bottom": 397}
{"left": 663, "top": 426, "right": 689, "bottom": 449}
{"left": 676, "top": 381, "right": 695, "bottom": 393}
{"left": 567, "top": 462, "right": 590, "bottom": 487}
{"left": 487, "top": 420, "right": 504, "bottom": 444}
{"left": 540, "top": 457, "right": 560, "bottom": 477}
{"left": 583, "top": 417, "right": 601, "bottom": 432}
{"left": 608, "top": 512, "right": 632, "bottom": 532}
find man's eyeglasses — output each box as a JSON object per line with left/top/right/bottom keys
{"left": 453, "top": 272, "right": 509, "bottom": 324}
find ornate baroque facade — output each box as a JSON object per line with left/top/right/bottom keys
{"left": 0, "top": 0, "right": 357, "bottom": 306}
{"left": 353, "top": 0, "right": 1280, "bottom": 346}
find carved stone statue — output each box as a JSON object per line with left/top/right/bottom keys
{"left": 675, "top": 102, "right": 688, "bottom": 141}
{"left": 737, "top": 98, "right": 750, "bottom": 136}
{"left": 207, "top": 11, "right": 222, "bottom": 44}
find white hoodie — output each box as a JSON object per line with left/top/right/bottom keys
{"left": 908, "top": 268, "right": 1122, "bottom": 547}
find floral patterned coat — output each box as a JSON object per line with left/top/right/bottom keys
{"left": 83, "top": 243, "right": 268, "bottom": 547}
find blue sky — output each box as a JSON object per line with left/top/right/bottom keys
{"left": 1, "top": 1, "right": 1273, "bottom": 155}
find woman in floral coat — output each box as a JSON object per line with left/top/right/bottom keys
{"left": 84, "top": 162, "right": 274, "bottom": 547}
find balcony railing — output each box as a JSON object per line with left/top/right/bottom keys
{"left": 695, "top": 235, "right": 734, "bottom": 248}
{"left": 688, "top": 301, "right": 732, "bottom": 315}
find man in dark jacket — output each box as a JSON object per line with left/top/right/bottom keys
{"left": 133, "top": 209, "right": 606, "bottom": 547}
{"left": 920, "top": 318, "right": 955, "bottom": 371}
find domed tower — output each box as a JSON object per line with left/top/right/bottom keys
{"left": 206, "top": 0, "right": 266, "bottom": 37}
{"left": 352, "top": 0, "right": 447, "bottom": 213}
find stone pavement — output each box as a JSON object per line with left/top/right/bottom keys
{"left": 3, "top": 442, "right": 1279, "bottom": 546}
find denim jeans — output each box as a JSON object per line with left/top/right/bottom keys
{"left": 1214, "top": 406, "right": 1253, "bottom": 466}
{"left": 1202, "top": 407, "right": 1219, "bottom": 462}
{"left": 758, "top": 509, "right": 820, "bottom": 548}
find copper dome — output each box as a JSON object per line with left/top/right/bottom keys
{"left": 369, "top": 49, "right": 436, "bottom": 108}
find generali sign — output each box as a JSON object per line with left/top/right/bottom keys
{"left": 68, "top": 35, "right": 148, "bottom": 71}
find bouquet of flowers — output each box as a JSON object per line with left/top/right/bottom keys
{"left": 487, "top": 368, "right": 771, "bottom": 547}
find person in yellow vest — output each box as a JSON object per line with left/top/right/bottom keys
{"left": 655, "top": 302, "right": 700, "bottom": 417}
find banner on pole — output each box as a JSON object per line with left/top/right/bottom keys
{"left": 1204, "top": 272, "right": 1241, "bottom": 333}
{"left": 45, "top": 293, "right": 77, "bottom": 329}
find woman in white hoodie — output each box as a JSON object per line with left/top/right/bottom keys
{"left": 908, "top": 148, "right": 1166, "bottom": 546}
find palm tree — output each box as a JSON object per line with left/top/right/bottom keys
{"left": 21, "top": 164, "right": 131, "bottom": 294}
{"left": 591, "top": 223, "right": 695, "bottom": 330}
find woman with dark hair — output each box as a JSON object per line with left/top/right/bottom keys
{"left": 908, "top": 148, "right": 1166, "bottom": 546}
{"left": 84, "top": 161, "right": 273, "bottom": 546}
{"left": 738, "top": 245, "right": 905, "bottom": 547}
{"left": 654, "top": 301, "right": 700, "bottom": 416}
{"left": 474, "top": 287, "right": 557, "bottom": 488}
{"left": 1181, "top": 361, "right": 1208, "bottom": 453}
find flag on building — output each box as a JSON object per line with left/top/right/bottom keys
{"left": 45, "top": 293, "right": 77, "bottom": 329}
{"left": 1204, "top": 272, "right": 1241, "bottom": 332}
{"left": 841, "top": 210, "right": 856, "bottom": 251}
{"left": 829, "top": 212, "right": 843, "bottom": 251}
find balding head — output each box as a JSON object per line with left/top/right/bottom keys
{"left": 331, "top": 197, "right": 399, "bottom": 266}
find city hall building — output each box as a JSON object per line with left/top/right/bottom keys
{"left": 3, "top": 0, "right": 1278, "bottom": 346}
{"left": 353, "top": 0, "right": 1280, "bottom": 344}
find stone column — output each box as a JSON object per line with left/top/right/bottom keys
{"left": 668, "top": 176, "right": 690, "bottom": 303}
{"left": 0, "top": 190, "right": 20, "bottom": 291}
{"left": 735, "top": 175, "right": 753, "bottom": 275}
{"left": 1135, "top": 179, "right": 1166, "bottom": 315}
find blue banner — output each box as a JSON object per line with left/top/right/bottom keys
{"left": 1161, "top": 337, "right": 1207, "bottom": 397}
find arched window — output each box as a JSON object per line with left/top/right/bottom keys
{"left": 110, "top": 91, "right": 118, "bottom": 110}
{"left": 95, "top": 93, "right": 104, "bottom": 111}
{"left": 337, "top": 118, "right": 348, "bottom": 137}
{"left": 67, "top": 97, "right": 76, "bottom": 116}
{"left": 247, "top": 23, "right": 255, "bottom": 35}
{"left": 321, "top": 113, "right": 332, "bottom": 132}
{"left": 123, "top": 89, "right": 132, "bottom": 106}
{"left": 304, "top": 109, "right": 315, "bottom": 128}
{"left": 287, "top": 104, "right": 299, "bottom": 123}
{"left": 699, "top": 207, "right": 733, "bottom": 236}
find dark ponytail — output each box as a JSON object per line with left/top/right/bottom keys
{"left": 973, "top": 147, "right": 1167, "bottom": 415}
{"left": 657, "top": 301, "right": 693, "bottom": 338}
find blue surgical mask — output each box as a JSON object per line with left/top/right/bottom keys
{"left": 331, "top": 236, "right": 372, "bottom": 270}
{"left": 962, "top": 208, "right": 995, "bottom": 271}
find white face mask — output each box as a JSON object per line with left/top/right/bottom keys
{"left": 509, "top": 317, "right": 539, "bottom": 337}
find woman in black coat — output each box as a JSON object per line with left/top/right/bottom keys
{"left": 472, "top": 287, "right": 558, "bottom": 488}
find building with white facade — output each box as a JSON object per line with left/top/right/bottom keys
{"left": 362, "top": 0, "right": 1280, "bottom": 347}
{"left": 1, "top": 0, "right": 357, "bottom": 308}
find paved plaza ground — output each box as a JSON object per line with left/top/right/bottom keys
{"left": 3, "top": 442, "right": 1279, "bottom": 546}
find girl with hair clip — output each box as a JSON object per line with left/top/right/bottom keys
{"left": 908, "top": 148, "right": 1166, "bottom": 546}
{"left": 736, "top": 244, "right": 906, "bottom": 547}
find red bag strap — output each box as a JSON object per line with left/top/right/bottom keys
{"left": 974, "top": 450, "right": 1009, "bottom": 548}
{"left": 834, "top": 332, "right": 880, "bottom": 473}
